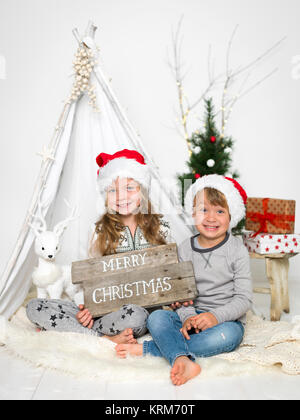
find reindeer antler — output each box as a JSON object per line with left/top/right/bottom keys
{"left": 53, "top": 199, "right": 79, "bottom": 238}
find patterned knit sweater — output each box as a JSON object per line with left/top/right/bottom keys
{"left": 88, "top": 218, "right": 172, "bottom": 257}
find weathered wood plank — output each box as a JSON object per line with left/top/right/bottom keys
{"left": 83, "top": 261, "right": 197, "bottom": 318}
{"left": 72, "top": 243, "right": 178, "bottom": 284}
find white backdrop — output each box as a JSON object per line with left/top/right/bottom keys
{"left": 0, "top": 0, "right": 300, "bottom": 282}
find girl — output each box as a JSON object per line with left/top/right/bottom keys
{"left": 26, "top": 149, "right": 171, "bottom": 344}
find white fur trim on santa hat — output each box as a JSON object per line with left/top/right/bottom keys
{"left": 184, "top": 174, "right": 246, "bottom": 230}
{"left": 97, "top": 157, "right": 150, "bottom": 193}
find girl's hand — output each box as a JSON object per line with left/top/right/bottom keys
{"left": 180, "top": 317, "right": 194, "bottom": 340}
{"left": 190, "top": 313, "right": 218, "bottom": 332}
{"left": 170, "top": 300, "right": 194, "bottom": 310}
{"left": 76, "top": 304, "right": 94, "bottom": 329}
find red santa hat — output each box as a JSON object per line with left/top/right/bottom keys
{"left": 95, "top": 149, "right": 151, "bottom": 215}
{"left": 184, "top": 174, "right": 247, "bottom": 230}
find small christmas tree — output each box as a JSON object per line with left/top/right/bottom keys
{"left": 178, "top": 98, "right": 244, "bottom": 235}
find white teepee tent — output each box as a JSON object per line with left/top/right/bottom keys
{"left": 0, "top": 22, "right": 192, "bottom": 320}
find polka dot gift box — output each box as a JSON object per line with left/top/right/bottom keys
{"left": 243, "top": 232, "right": 300, "bottom": 255}
{"left": 245, "top": 197, "right": 296, "bottom": 235}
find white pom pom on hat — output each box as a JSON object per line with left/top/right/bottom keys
{"left": 184, "top": 174, "right": 247, "bottom": 230}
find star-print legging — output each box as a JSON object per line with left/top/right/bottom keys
{"left": 26, "top": 299, "right": 149, "bottom": 338}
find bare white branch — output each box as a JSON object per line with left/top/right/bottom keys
{"left": 168, "top": 19, "right": 285, "bottom": 141}
{"left": 233, "top": 37, "right": 286, "bottom": 79}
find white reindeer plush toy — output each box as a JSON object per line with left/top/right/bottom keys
{"left": 29, "top": 198, "right": 83, "bottom": 305}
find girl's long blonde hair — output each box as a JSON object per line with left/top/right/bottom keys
{"left": 89, "top": 186, "right": 167, "bottom": 257}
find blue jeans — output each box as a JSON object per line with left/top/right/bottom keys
{"left": 143, "top": 310, "right": 244, "bottom": 366}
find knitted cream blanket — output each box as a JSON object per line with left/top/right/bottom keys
{"left": 0, "top": 308, "right": 300, "bottom": 381}
{"left": 216, "top": 312, "right": 300, "bottom": 375}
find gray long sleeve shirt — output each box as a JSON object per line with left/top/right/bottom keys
{"left": 176, "top": 233, "right": 253, "bottom": 325}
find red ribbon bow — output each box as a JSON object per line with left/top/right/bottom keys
{"left": 246, "top": 198, "right": 295, "bottom": 238}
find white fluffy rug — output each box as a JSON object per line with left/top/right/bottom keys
{"left": 1, "top": 307, "right": 300, "bottom": 382}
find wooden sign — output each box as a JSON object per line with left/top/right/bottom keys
{"left": 72, "top": 244, "right": 197, "bottom": 318}
{"left": 72, "top": 244, "right": 178, "bottom": 284}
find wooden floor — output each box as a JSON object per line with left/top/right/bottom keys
{"left": 1, "top": 278, "right": 300, "bottom": 400}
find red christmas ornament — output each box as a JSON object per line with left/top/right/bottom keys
{"left": 194, "top": 173, "right": 201, "bottom": 179}
{"left": 210, "top": 136, "right": 216, "bottom": 143}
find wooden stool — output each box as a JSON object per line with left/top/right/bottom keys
{"left": 250, "top": 252, "right": 297, "bottom": 321}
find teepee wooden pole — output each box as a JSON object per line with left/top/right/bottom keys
{"left": 1, "top": 21, "right": 191, "bottom": 298}
{"left": 72, "top": 22, "right": 157, "bottom": 168}
{"left": 0, "top": 102, "right": 73, "bottom": 296}
{"left": 93, "top": 66, "right": 190, "bottom": 223}
{"left": 0, "top": 23, "right": 94, "bottom": 297}
{"left": 90, "top": 41, "right": 190, "bottom": 224}
{"left": 77, "top": 22, "right": 190, "bottom": 225}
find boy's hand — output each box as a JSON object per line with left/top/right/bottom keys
{"left": 170, "top": 300, "right": 194, "bottom": 310}
{"left": 180, "top": 317, "right": 194, "bottom": 340}
{"left": 190, "top": 313, "right": 218, "bottom": 332}
{"left": 76, "top": 304, "right": 94, "bottom": 329}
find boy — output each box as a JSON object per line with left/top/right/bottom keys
{"left": 115, "top": 175, "right": 253, "bottom": 386}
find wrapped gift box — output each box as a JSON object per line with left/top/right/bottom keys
{"left": 243, "top": 231, "right": 300, "bottom": 255}
{"left": 245, "top": 197, "right": 295, "bottom": 235}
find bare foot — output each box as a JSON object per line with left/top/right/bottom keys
{"left": 103, "top": 328, "right": 137, "bottom": 345}
{"left": 170, "top": 356, "right": 201, "bottom": 386}
{"left": 115, "top": 343, "right": 143, "bottom": 358}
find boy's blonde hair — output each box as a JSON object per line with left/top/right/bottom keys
{"left": 193, "top": 187, "right": 230, "bottom": 213}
